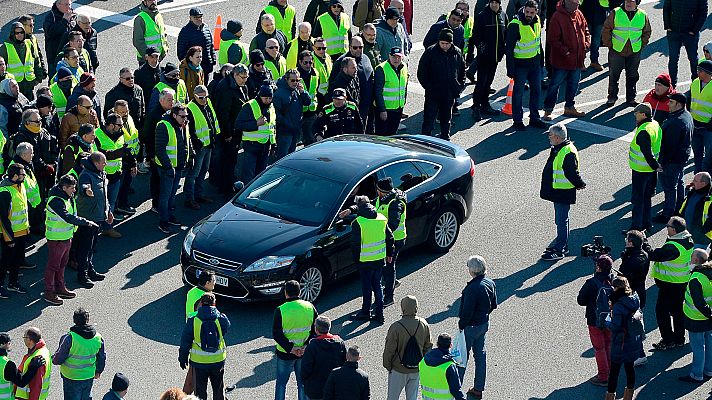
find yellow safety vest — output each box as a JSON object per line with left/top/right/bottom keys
{"left": 317, "top": 12, "right": 350, "bottom": 56}
{"left": 59, "top": 332, "right": 102, "bottom": 381}
{"left": 377, "top": 61, "right": 408, "bottom": 110}
{"left": 190, "top": 315, "right": 227, "bottom": 364}
{"left": 187, "top": 100, "right": 220, "bottom": 146}
{"left": 218, "top": 39, "right": 249, "bottom": 66}
{"left": 241, "top": 99, "right": 276, "bottom": 144}
{"left": 264, "top": 4, "right": 297, "bottom": 42}
{"left": 4, "top": 40, "right": 35, "bottom": 82}
{"left": 300, "top": 75, "right": 319, "bottom": 112}
{"left": 611, "top": 7, "right": 646, "bottom": 53}
{"left": 45, "top": 195, "right": 77, "bottom": 241}
{"left": 0, "top": 131, "right": 5, "bottom": 175}
{"left": 419, "top": 358, "right": 454, "bottom": 400}
{"left": 509, "top": 18, "right": 541, "bottom": 59}
{"left": 275, "top": 299, "right": 315, "bottom": 353}
{"left": 355, "top": 214, "right": 388, "bottom": 262}
{"left": 15, "top": 346, "right": 51, "bottom": 400}
{"left": 185, "top": 286, "right": 206, "bottom": 320}
{"left": 651, "top": 240, "right": 693, "bottom": 283}
{"left": 154, "top": 80, "right": 188, "bottom": 105}
{"left": 154, "top": 120, "right": 188, "bottom": 167}
{"left": 286, "top": 38, "right": 313, "bottom": 70}
{"left": 94, "top": 127, "right": 124, "bottom": 175}
{"left": 8, "top": 161, "right": 39, "bottom": 208}
{"left": 122, "top": 114, "right": 140, "bottom": 156}
{"left": 136, "top": 11, "right": 168, "bottom": 58}
{"left": 313, "top": 54, "right": 333, "bottom": 95}
{"left": 552, "top": 143, "right": 579, "bottom": 189}
{"left": 49, "top": 82, "right": 71, "bottom": 119}
{"left": 684, "top": 271, "right": 712, "bottom": 320}
{"left": 265, "top": 56, "right": 287, "bottom": 80}
{"left": 0, "top": 355, "right": 11, "bottom": 399}
{"left": 690, "top": 78, "right": 712, "bottom": 124}
{"left": 376, "top": 194, "right": 407, "bottom": 241}
{"left": 628, "top": 121, "right": 661, "bottom": 172}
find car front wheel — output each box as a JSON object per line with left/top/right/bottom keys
{"left": 298, "top": 266, "right": 324, "bottom": 303}
{"left": 428, "top": 207, "right": 460, "bottom": 252}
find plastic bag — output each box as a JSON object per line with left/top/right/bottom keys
{"left": 451, "top": 329, "right": 467, "bottom": 365}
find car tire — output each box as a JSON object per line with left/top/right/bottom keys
{"left": 298, "top": 265, "right": 325, "bottom": 303}
{"left": 428, "top": 207, "right": 461, "bottom": 252}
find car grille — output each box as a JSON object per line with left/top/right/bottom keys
{"left": 192, "top": 250, "right": 243, "bottom": 271}
{"left": 184, "top": 265, "right": 249, "bottom": 299}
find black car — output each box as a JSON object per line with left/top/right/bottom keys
{"left": 181, "top": 135, "right": 475, "bottom": 302}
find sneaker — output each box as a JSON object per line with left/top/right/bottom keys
{"left": 398, "top": 123, "right": 407, "bottom": 131}
{"left": 19, "top": 263, "right": 36, "bottom": 270}
{"left": 481, "top": 104, "right": 499, "bottom": 116}
{"left": 383, "top": 297, "right": 395, "bottom": 307}
{"left": 529, "top": 119, "right": 548, "bottom": 129}
{"left": 466, "top": 388, "right": 483, "bottom": 399}
{"left": 101, "top": 228, "right": 122, "bottom": 238}
{"left": 185, "top": 200, "right": 200, "bottom": 210}
{"left": 652, "top": 213, "right": 670, "bottom": 224}
{"left": 590, "top": 62, "right": 604, "bottom": 72}
{"left": 652, "top": 340, "right": 672, "bottom": 350}
{"left": 43, "top": 292, "right": 63, "bottom": 306}
{"left": 158, "top": 223, "right": 173, "bottom": 234}
{"left": 116, "top": 206, "right": 137, "bottom": 215}
{"left": 394, "top": 279, "right": 401, "bottom": 288}
{"left": 351, "top": 311, "right": 371, "bottom": 321}
{"left": 564, "top": 107, "right": 586, "bottom": 118}
{"left": 588, "top": 376, "right": 608, "bottom": 387}
{"left": 371, "top": 314, "right": 385, "bottom": 324}
{"left": 167, "top": 216, "right": 182, "bottom": 226}
{"left": 0, "top": 287, "right": 9, "bottom": 299}
{"left": 634, "top": 356, "right": 648, "bottom": 366}
{"left": 77, "top": 276, "right": 95, "bottom": 288}
{"left": 512, "top": 122, "right": 527, "bottom": 131}
{"left": 679, "top": 375, "right": 704, "bottom": 384}
{"left": 56, "top": 287, "right": 77, "bottom": 299}
{"left": 488, "top": 88, "right": 496, "bottom": 94}
{"left": 541, "top": 251, "right": 564, "bottom": 261}
{"left": 88, "top": 271, "right": 105, "bottom": 281}
{"left": 542, "top": 111, "right": 554, "bottom": 121}
{"left": 196, "top": 196, "right": 214, "bottom": 204}
{"left": 401, "top": 112, "right": 409, "bottom": 119}
{"left": 7, "top": 283, "right": 27, "bottom": 293}
{"left": 112, "top": 213, "right": 126, "bottom": 221}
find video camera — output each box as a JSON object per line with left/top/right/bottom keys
{"left": 580, "top": 236, "right": 611, "bottom": 258}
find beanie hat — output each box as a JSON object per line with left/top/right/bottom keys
{"left": 698, "top": 60, "right": 712, "bottom": 75}
{"left": 596, "top": 255, "right": 613, "bottom": 272}
{"left": 377, "top": 177, "right": 394, "bottom": 192}
{"left": 438, "top": 28, "right": 454, "bottom": 43}
{"left": 704, "top": 41, "right": 712, "bottom": 54}
{"left": 79, "top": 72, "right": 96, "bottom": 87}
{"left": 0, "top": 332, "right": 9, "bottom": 345}
{"left": 163, "top": 62, "right": 179, "bottom": 76}
{"left": 385, "top": 7, "right": 400, "bottom": 20}
{"left": 56, "top": 67, "right": 73, "bottom": 81}
{"left": 654, "top": 73, "right": 671, "bottom": 88}
{"left": 111, "top": 373, "right": 129, "bottom": 392}
{"left": 329, "top": 0, "right": 343, "bottom": 7}
{"left": 258, "top": 84, "right": 273, "bottom": 97}
{"left": 250, "top": 49, "right": 265, "bottom": 64}
{"left": 668, "top": 92, "right": 687, "bottom": 104}
{"left": 36, "top": 94, "right": 53, "bottom": 109}
{"left": 227, "top": 20, "right": 243, "bottom": 34}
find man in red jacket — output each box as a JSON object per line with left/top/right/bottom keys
{"left": 15, "top": 327, "right": 51, "bottom": 400}
{"left": 542, "top": 0, "right": 590, "bottom": 121}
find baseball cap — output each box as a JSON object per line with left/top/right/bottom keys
{"left": 389, "top": 46, "right": 404, "bottom": 57}
{"left": 145, "top": 46, "right": 160, "bottom": 56}
{"left": 332, "top": 88, "right": 346, "bottom": 99}
{"left": 189, "top": 7, "right": 203, "bottom": 16}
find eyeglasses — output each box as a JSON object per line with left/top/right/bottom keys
{"left": 301, "top": 60, "right": 313, "bottom": 65}
{"left": 254, "top": 62, "right": 264, "bottom": 67}
{"left": 267, "top": 46, "right": 279, "bottom": 49}
{"left": 236, "top": 74, "right": 249, "bottom": 79}
{"left": 351, "top": 46, "right": 363, "bottom": 49}
{"left": 196, "top": 95, "right": 207, "bottom": 100}
{"left": 13, "top": 31, "right": 24, "bottom": 35}
{"left": 121, "top": 76, "right": 134, "bottom": 81}
{"left": 314, "top": 46, "right": 326, "bottom": 51}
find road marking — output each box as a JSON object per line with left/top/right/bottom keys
{"left": 160, "top": 0, "right": 230, "bottom": 14}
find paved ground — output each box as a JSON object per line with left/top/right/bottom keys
{"left": 0, "top": 0, "right": 711, "bottom": 398}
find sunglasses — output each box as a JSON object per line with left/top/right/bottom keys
{"left": 121, "top": 76, "right": 134, "bottom": 81}
{"left": 351, "top": 46, "right": 363, "bottom": 49}
{"left": 13, "top": 31, "right": 24, "bottom": 35}
{"left": 254, "top": 62, "right": 265, "bottom": 67}
{"left": 267, "top": 46, "right": 278, "bottom": 49}
{"left": 79, "top": 104, "right": 92, "bottom": 109}
{"left": 314, "top": 47, "right": 326, "bottom": 51}
{"left": 301, "top": 60, "right": 313, "bottom": 65}
{"left": 196, "top": 95, "right": 207, "bottom": 100}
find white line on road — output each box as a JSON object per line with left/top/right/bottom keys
{"left": 160, "top": 0, "right": 230, "bottom": 14}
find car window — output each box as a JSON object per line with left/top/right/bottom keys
{"left": 414, "top": 161, "right": 441, "bottom": 180}
{"left": 380, "top": 161, "right": 423, "bottom": 192}
{"left": 236, "top": 166, "right": 345, "bottom": 226}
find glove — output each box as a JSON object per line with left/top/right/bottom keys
{"left": 180, "top": 361, "right": 187, "bottom": 370}
{"left": 29, "top": 355, "right": 46, "bottom": 370}
{"left": 45, "top": 164, "right": 55, "bottom": 175}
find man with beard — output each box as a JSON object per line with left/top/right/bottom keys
{"left": 133, "top": 0, "right": 169, "bottom": 63}
{"left": 68, "top": 72, "right": 102, "bottom": 124}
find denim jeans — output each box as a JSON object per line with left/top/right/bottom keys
{"left": 588, "top": 325, "right": 612, "bottom": 380}
{"left": 543, "top": 68, "right": 581, "bottom": 111}
{"left": 512, "top": 64, "right": 542, "bottom": 123}
{"left": 274, "top": 357, "right": 305, "bottom": 400}
{"left": 116, "top": 168, "right": 133, "bottom": 208}
{"left": 667, "top": 31, "right": 699, "bottom": 86}
{"left": 240, "top": 141, "right": 270, "bottom": 184}
{"left": 549, "top": 202, "right": 570, "bottom": 252}
{"left": 106, "top": 175, "right": 121, "bottom": 213}
{"left": 457, "top": 321, "right": 488, "bottom": 392}
{"left": 630, "top": 170, "right": 655, "bottom": 229}
{"left": 589, "top": 22, "right": 604, "bottom": 64}
{"left": 691, "top": 127, "right": 712, "bottom": 173}
{"left": 184, "top": 147, "right": 212, "bottom": 201}
{"left": 382, "top": 239, "right": 404, "bottom": 300}
{"left": 62, "top": 377, "right": 94, "bottom": 400}
{"left": 276, "top": 133, "right": 298, "bottom": 160}
{"left": 158, "top": 167, "right": 182, "bottom": 224}
{"left": 359, "top": 263, "right": 384, "bottom": 317}
{"left": 688, "top": 330, "right": 712, "bottom": 380}
{"left": 658, "top": 162, "right": 685, "bottom": 217}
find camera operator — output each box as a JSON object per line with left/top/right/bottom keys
{"left": 619, "top": 230, "right": 651, "bottom": 310}
{"left": 649, "top": 216, "right": 694, "bottom": 350}
{"left": 678, "top": 172, "right": 712, "bottom": 247}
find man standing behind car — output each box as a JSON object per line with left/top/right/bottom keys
{"left": 374, "top": 177, "right": 406, "bottom": 307}
{"left": 301, "top": 315, "right": 346, "bottom": 400}
{"left": 540, "top": 123, "right": 586, "bottom": 261}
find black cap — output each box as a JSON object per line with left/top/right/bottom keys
{"left": 56, "top": 67, "right": 73, "bottom": 81}
{"left": 145, "top": 46, "right": 160, "bottom": 56}
{"left": 111, "top": 373, "right": 129, "bottom": 392}
{"left": 329, "top": 0, "right": 343, "bottom": 7}
{"left": 227, "top": 20, "right": 243, "bottom": 34}
{"left": 377, "top": 177, "right": 394, "bottom": 192}
{"left": 698, "top": 60, "right": 712, "bottom": 75}
{"left": 258, "top": 84, "right": 274, "bottom": 97}
{"left": 36, "top": 94, "right": 53, "bottom": 109}
{"left": 385, "top": 6, "right": 400, "bottom": 20}
{"left": 250, "top": 49, "right": 265, "bottom": 64}
{"left": 0, "top": 332, "right": 9, "bottom": 345}
{"left": 389, "top": 46, "right": 404, "bottom": 57}
{"left": 189, "top": 7, "right": 203, "bottom": 16}
{"left": 163, "top": 62, "right": 178, "bottom": 76}
{"left": 668, "top": 92, "right": 687, "bottom": 104}
{"left": 332, "top": 88, "right": 346, "bottom": 99}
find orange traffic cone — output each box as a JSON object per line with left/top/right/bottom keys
{"left": 501, "top": 79, "right": 514, "bottom": 116}
{"left": 213, "top": 15, "right": 223, "bottom": 50}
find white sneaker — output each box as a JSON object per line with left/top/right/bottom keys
{"left": 634, "top": 356, "right": 648, "bottom": 367}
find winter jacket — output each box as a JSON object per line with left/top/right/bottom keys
{"left": 580, "top": 0, "right": 610, "bottom": 27}
{"left": 213, "top": 74, "right": 250, "bottom": 140}
{"left": 10, "top": 126, "right": 55, "bottom": 172}
{"left": 322, "top": 361, "right": 370, "bottom": 400}
{"left": 684, "top": 266, "right": 712, "bottom": 332}
{"left": 45, "top": 183, "right": 92, "bottom": 230}
{"left": 272, "top": 297, "right": 318, "bottom": 360}
{"left": 132, "top": 3, "right": 168, "bottom": 58}
{"left": 644, "top": 85, "right": 675, "bottom": 125}
{"left": 659, "top": 107, "right": 693, "bottom": 165}
{"left": 423, "top": 20, "right": 465, "bottom": 51}
{"left": 249, "top": 30, "right": 288, "bottom": 56}
{"left": 330, "top": 51, "right": 374, "bottom": 110}
{"left": 608, "top": 292, "right": 643, "bottom": 364}
{"left": 383, "top": 296, "right": 433, "bottom": 373}
{"left": 58, "top": 106, "right": 100, "bottom": 149}
{"left": 43, "top": 3, "right": 73, "bottom": 72}
{"left": 631, "top": 117, "right": 660, "bottom": 171}
{"left": 458, "top": 274, "right": 497, "bottom": 329}
{"left": 141, "top": 104, "right": 168, "bottom": 160}
{"left": 134, "top": 62, "right": 161, "bottom": 106}
{"left": 246, "top": 66, "right": 274, "bottom": 100}
{"left": 421, "top": 348, "right": 466, "bottom": 400}
{"left": 648, "top": 231, "right": 695, "bottom": 267}
{"left": 619, "top": 246, "right": 650, "bottom": 309}
{"left": 67, "top": 85, "right": 102, "bottom": 124}
{"left": 374, "top": 61, "right": 406, "bottom": 112}
{"left": 663, "top": 0, "right": 708, "bottom": 34}
{"left": 273, "top": 76, "right": 312, "bottom": 135}
{"left": 359, "top": 35, "right": 381, "bottom": 69}
{"left": 547, "top": 3, "right": 590, "bottom": 70}
{"left": 314, "top": 100, "right": 364, "bottom": 138}
{"left": 304, "top": 0, "right": 331, "bottom": 27}
{"left": 417, "top": 42, "right": 465, "bottom": 99}
{"left": 76, "top": 156, "right": 109, "bottom": 223}
{"left": 177, "top": 21, "right": 216, "bottom": 74}
{"left": 350, "top": 201, "right": 394, "bottom": 262}
{"left": 329, "top": 71, "right": 360, "bottom": 106}
{"left": 104, "top": 81, "right": 145, "bottom": 126}
{"left": 505, "top": 10, "right": 544, "bottom": 75}
{"left": 219, "top": 30, "right": 249, "bottom": 65}
{"left": 312, "top": 11, "right": 353, "bottom": 47}
{"left": 507, "top": 1, "right": 547, "bottom": 24}
{"left": 148, "top": 75, "right": 189, "bottom": 112}
{"left": 469, "top": 5, "right": 508, "bottom": 64}
{"left": 577, "top": 271, "right": 614, "bottom": 326}
{"left": 0, "top": 91, "right": 26, "bottom": 137}
{"left": 52, "top": 324, "right": 106, "bottom": 375}
{"left": 60, "top": 24, "right": 99, "bottom": 71}
{"left": 0, "top": 178, "right": 28, "bottom": 241}
{"left": 60, "top": 134, "right": 93, "bottom": 176}
{"left": 375, "top": 18, "right": 410, "bottom": 63}
{"left": 385, "top": 0, "right": 413, "bottom": 33}
{"left": 179, "top": 59, "right": 205, "bottom": 101}
{"left": 0, "top": 23, "right": 41, "bottom": 83}
{"left": 354, "top": 0, "right": 385, "bottom": 29}
{"left": 155, "top": 115, "right": 188, "bottom": 170}
{"left": 602, "top": 7, "right": 652, "bottom": 57}
{"left": 179, "top": 305, "right": 231, "bottom": 369}
{"left": 539, "top": 140, "right": 586, "bottom": 205}
{"left": 17, "top": 340, "right": 50, "bottom": 400}
{"left": 256, "top": 0, "right": 297, "bottom": 40}
{"left": 301, "top": 333, "right": 346, "bottom": 399}
{"left": 679, "top": 187, "right": 712, "bottom": 245}
{"left": 0, "top": 348, "right": 40, "bottom": 390}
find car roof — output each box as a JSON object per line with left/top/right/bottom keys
{"left": 278, "top": 135, "right": 453, "bottom": 183}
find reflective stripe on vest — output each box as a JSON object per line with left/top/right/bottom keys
{"left": 122, "top": 115, "right": 140, "bottom": 156}
{"left": 552, "top": 143, "right": 579, "bottom": 189}
{"left": 49, "top": 82, "right": 69, "bottom": 118}
{"left": 265, "top": 57, "right": 287, "bottom": 81}
{"left": 691, "top": 79, "right": 712, "bottom": 123}
{"left": 0, "top": 184, "right": 29, "bottom": 235}
{"left": 264, "top": 5, "right": 297, "bottom": 42}
{"left": 313, "top": 54, "right": 333, "bottom": 95}
{"left": 509, "top": 18, "right": 541, "bottom": 59}
{"left": 187, "top": 99, "right": 220, "bottom": 147}
{"left": 4, "top": 40, "right": 35, "bottom": 82}
{"left": 60, "top": 331, "right": 102, "bottom": 380}
{"left": 45, "top": 195, "right": 77, "bottom": 241}
{"left": 218, "top": 39, "right": 249, "bottom": 66}
{"left": 5, "top": 161, "right": 37, "bottom": 210}
{"left": 0, "top": 131, "right": 5, "bottom": 175}
{"left": 317, "top": 12, "right": 350, "bottom": 56}
{"left": 300, "top": 75, "right": 319, "bottom": 112}
{"left": 356, "top": 214, "right": 388, "bottom": 262}
{"left": 419, "top": 358, "right": 454, "bottom": 399}
{"left": 136, "top": 11, "right": 167, "bottom": 57}
{"left": 190, "top": 316, "right": 227, "bottom": 363}
{"left": 611, "top": 7, "right": 646, "bottom": 53}
{"left": 377, "top": 61, "right": 408, "bottom": 110}
{"left": 275, "top": 299, "right": 315, "bottom": 353}
{"left": 94, "top": 127, "right": 125, "bottom": 174}
{"left": 684, "top": 271, "right": 712, "bottom": 320}
{"left": 652, "top": 240, "right": 693, "bottom": 283}
{"left": 154, "top": 120, "right": 179, "bottom": 167}
{"left": 376, "top": 195, "right": 407, "bottom": 241}
{"left": 155, "top": 80, "right": 188, "bottom": 105}
{"left": 0, "top": 355, "right": 11, "bottom": 399}
{"left": 15, "top": 346, "right": 51, "bottom": 400}
{"left": 241, "top": 99, "right": 276, "bottom": 144}
{"left": 628, "top": 121, "right": 661, "bottom": 172}
{"left": 704, "top": 200, "right": 712, "bottom": 240}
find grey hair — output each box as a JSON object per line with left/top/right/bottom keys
{"left": 233, "top": 63, "right": 249, "bottom": 75}
{"left": 15, "top": 142, "right": 33, "bottom": 157}
{"left": 548, "top": 123, "right": 567, "bottom": 140}
{"left": 298, "top": 21, "right": 311, "bottom": 31}
{"left": 363, "top": 23, "right": 376, "bottom": 32}
{"left": 21, "top": 108, "right": 39, "bottom": 125}
{"left": 76, "top": 14, "right": 91, "bottom": 24}
{"left": 467, "top": 255, "right": 486, "bottom": 276}
{"left": 159, "top": 88, "right": 175, "bottom": 101}
{"left": 194, "top": 85, "right": 208, "bottom": 95}
{"left": 698, "top": 172, "right": 711, "bottom": 185}
{"left": 314, "top": 315, "right": 331, "bottom": 334}
{"left": 261, "top": 13, "right": 275, "bottom": 23}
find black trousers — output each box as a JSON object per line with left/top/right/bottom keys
{"left": 0, "top": 235, "right": 26, "bottom": 286}
{"left": 193, "top": 365, "right": 225, "bottom": 400}
{"left": 375, "top": 109, "right": 402, "bottom": 136}
{"left": 75, "top": 225, "right": 99, "bottom": 277}
{"left": 608, "top": 361, "right": 635, "bottom": 392}
{"left": 473, "top": 59, "right": 499, "bottom": 108}
{"left": 422, "top": 92, "right": 454, "bottom": 139}
{"left": 655, "top": 279, "right": 687, "bottom": 344}
{"left": 150, "top": 162, "right": 160, "bottom": 209}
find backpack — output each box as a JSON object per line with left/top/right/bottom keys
{"left": 594, "top": 278, "right": 613, "bottom": 329}
{"left": 198, "top": 318, "right": 221, "bottom": 353}
{"left": 397, "top": 321, "right": 423, "bottom": 369}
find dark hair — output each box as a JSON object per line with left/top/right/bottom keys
{"left": 0, "top": 332, "right": 10, "bottom": 345}
{"left": 625, "top": 230, "right": 644, "bottom": 248}
{"left": 73, "top": 307, "right": 90, "bottom": 325}
{"left": 669, "top": 216, "right": 686, "bottom": 233}
{"left": 18, "top": 15, "right": 34, "bottom": 24}
{"left": 25, "top": 327, "right": 41, "bottom": 343}
{"left": 63, "top": 47, "right": 78, "bottom": 58}
{"left": 200, "top": 292, "right": 216, "bottom": 306}
{"left": 6, "top": 163, "right": 24, "bottom": 178}
{"left": 186, "top": 46, "right": 203, "bottom": 60}
{"left": 119, "top": 67, "right": 131, "bottom": 76}
{"left": 113, "top": 99, "right": 129, "bottom": 109}
{"left": 67, "top": 31, "right": 82, "bottom": 42}
{"left": 297, "top": 50, "right": 313, "bottom": 63}
{"left": 347, "top": 345, "right": 360, "bottom": 358}
{"left": 612, "top": 276, "right": 632, "bottom": 295}
{"left": 198, "top": 270, "right": 215, "bottom": 286}
{"left": 315, "top": 315, "right": 331, "bottom": 334}
{"left": 78, "top": 123, "right": 95, "bottom": 137}
{"left": 341, "top": 56, "right": 356, "bottom": 70}
{"left": 285, "top": 280, "right": 300, "bottom": 297}
{"left": 285, "top": 68, "right": 300, "bottom": 80}
{"left": 436, "top": 333, "right": 452, "bottom": 349}
{"left": 35, "top": 86, "right": 50, "bottom": 98}
{"left": 171, "top": 103, "right": 186, "bottom": 116}
{"left": 59, "top": 174, "right": 77, "bottom": 188}
{"left": 105, "top": 113, "right": 122, "bottom": 127}
{"left": 449, "top": 8, "right": 464, "bottom": 19}
{"left": 524, "top": 0, "right": 539, "bottom": 9}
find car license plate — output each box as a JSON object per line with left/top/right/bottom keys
{"left": 195, "top": 268, "right": 229, "bottom": 287}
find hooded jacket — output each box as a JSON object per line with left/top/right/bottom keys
{"left": 684, "top": 266, "right": 712, "bottom": 332}
{"left": 349, "top": 201, "right": 394, "bottom": 263}
{"left": 301, "top": 333, "right": 346, "bottom": 398}
{"left": 422, "top": 20, "right": 465, "bottom": 51}
{"left": 58, "top": 105, "right": 100, "bottom": 149}
{"left": 374, "top": 18, "right": 410, "bottom": 63}
{"left": 469, "top": 4, "right": 508, "bottom": 64}
{"left": 0, "top": 23, "right": 41, "bottom": 82}
{"left": 322, "top": 360, "right": 370, "bottom": 400}
{"left": 417, "top": 41, "right": 465, "bottom": 98}
{"left": 547, "top": 2, "right": 590, "bottom": 70}
{"left": 177, "top": 20, "right": 216, "bottom": 73}
{"left": 43, "top": 2, "right": 74, "bottom": 71}
{"left": 219, "top": 30, "right": 248, "bottom": 65}
{"left": 659, "top": 106, "right": 692, "bottom": 166}
{"left": 643, "top": 75, "right": 675, "bottom": 124}
{"left": 539, "top": 139, "right": 586, "bottom": 205}
{"left": 179, "top": 305, "right": 231, "bottom": 368}
{"left": 52, "top": 324, "right": 106, "bottom": 376}
{"left": 214, "top": 73, "right": 251, "bottom": 141}
{"left": 0, "top": 79, "right": 27, "bottom": 136}
{"left": 383, "top": 296, "right": 433, "bottom": 373}
{"left": 273, "top": 76, "right": 313, "bottom": 134}
{"left": 75, "top": 156, "right": 109, "bottom": 223}
{"left": 132, "top": 2, "right": 168, "bottom": 58}
{"left": 608, "top": 292, "right": 642, "bottom": 363}
{"left": 421, "top": 347, "right": 466, "bottom": 400}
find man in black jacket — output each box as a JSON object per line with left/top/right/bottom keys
{"left": 539, "top": 123, "right": 586, "bottom": 260}
{"left": 627, "top": 103, "right": 661, "bottom": 233}
{"left": 663, "top": 0, "right": 708, "bottom": 87}
{"left": 329, "top": 37, "right": 374, "bottom": 132}
{"left": 177, "top": 8, "right": 216, "bottom": 77}
{"left": 155, "top": 103, "right": 189, "bottom": 234}
{"left": 418, "top": 29, "right": 465, "bottom": 140}
{"left": 323, "top": 345, "right": 370, "bottom": 400}
{"left": 655, "top": 93, "right": 693, "bottom": 222}
{"left": 301, "top": 316, "right": 346, "bottom": 400}
{"left": 424, "top": 9, "right": 465, "bottom": 51}
{"left": 142, "top": 88, "right": 173, "bottom": 211}
{"left": 470, "top": 0, "right": 508, "bottom": 119}
{"left": 328, "top": 57, "right": 360, "bottom": 106}
{"left": 619, "top": 230, "right": 650, "bottom": 309}
{"left": 250, "top": 14, "right": 288, "bottom": 55}
{"left": 679, "top": 172, "right": 712, "bottom": 246}
{"left": 680, "top": 250, "right": 712, "bottom": 383}
{"left": 246, "top": 50, "right": 275, "bottom": 99}
{"left": 104, "top": 68, "right": 145, "bottom": 129}
{"left": 134, "top": 47, "right": 162, "bottom": 108}
{"left": 43, "top": 0, "right": 75, "bottom": 75}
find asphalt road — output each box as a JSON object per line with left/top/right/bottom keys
{"left": 0, "top": 0, "right": 711, "bottom": 398}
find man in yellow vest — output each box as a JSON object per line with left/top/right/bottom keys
{"left": 250, "top": 14, "right": 289, "bottom": 55}
{"left": 219, "top": 20, "right": 249, "bottom": 66}
{"left": 185, "top": 85, "right": 219, "bottom": 210}
{"left": 50, "top": 67, "right": 75, "bottom": 120}
{"left": 285, "top": 22, "right": 313, "bottom": 70}
{"left": 350, "top": 195, "right": 394, "bottom": 324}
{"left": 374, "top": 47, "right": 407, "bottom": 136}
{"left": 182, "top": 270, "right": 215, "bottom": 398}
{"left": 235, "top": 84, "right": 276, "bottom": 183}
{"left": 0, "top": 23, "right": 40, "bottom": 101}
{"left": 373, "top": 178, "right": 407, "bottom": 306}
{"left": 680, "top": 249, "right": 712, "bottom": 384}
{"left": 258, "top": 0, "right": 297, "bottom": 42}
{"left": 94, "top": 113, "right": 126, "bottom": 238}
{"left": 626, "top": 103, "right": 661, "bottom": 233}
{"left": 179, "top": 293, "right": 230, "bottom": 400}
{"left": 272, "top": 280, "right": 318, "bottom": 400}
{"left": 690, "top": 60, "right": 712, "bottom": 173}
{"left": 313, "top": 0, "right": 352, "bottom": 61}
{"left": 419, "top": 333, "right": 467, "bottom": 400}
{"left": 110, "top": 100, "right": 139, "bottom": 217}
{"left": 149, "top": 63, "right": 188, "bottom": 112}
{"left": 539, "top": 123, "right": 586, "bottom": 261}
{"left": 296, "top": 50, "right": 320, "bottom": 145}
{"left": 264, "top": 38, "right": 288, "bottom": 80}
{"left": 312, "top": 37, "right": 333, "bottom": 104}
{"left": 649, "top": 216, "right": 694, "bottom": 350}
{"left": 132, "top": 0, "right": 169, "bottom": 63}
{"left": 602, "top": 0, "right": 651, "bottom": 107}
{"left": 0, "top": 163, "right": 30, "bottom": 298}
{"left": 54, "top": 32, "right": 92, "bottom": 74}
{"left": 18, "top": 15, "right": 47, "bottom": 85}
{"left": 155, "top": 103, "right": 189, "bottom": 234}
{"left": 15, "top": 327, "right": 51, "bottom": 400}
{"left": 43, "top": 175, "right": 98, "bottom": 305}
{"left": 0, "top": 332, "right": 46, "bottom": 399}
{"left": 52, "top": 308, "right": 106, "bottom": 399}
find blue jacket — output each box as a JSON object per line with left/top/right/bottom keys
{"left": 423, "top": 20, "right": 465, "bottom": 51}
{"left": 422, "top": 348, "right": 466, "bottom": 400}
{"left": 272, "top": 76, "right": 311, "bottom": 134}
{"left": 458, "top": 275, "right": 497, "bottom": 330}
{"left": 177, "top": 21, "right": 216, "bottom": 73}
{"left": 52, "top": 324, "right": 107, "bottom": 376}
{"left": 179, "top": 305, "right": 231, "bottom": 369}
{"left": 607, "top": 292, "right": 643, "bottom": 364}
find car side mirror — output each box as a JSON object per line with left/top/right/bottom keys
{"left": 233, "top": 181, "right": 245, "bottom": 193}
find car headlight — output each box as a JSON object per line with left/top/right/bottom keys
{"left": 183, "top": 227, "right": 196, "bottom": 255}
{"left": 243, "top": 256, "right": 295, "bottom": 273}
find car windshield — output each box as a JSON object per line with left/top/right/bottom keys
{"left": 235, "top": 166, "right": 345, "bottom": 226}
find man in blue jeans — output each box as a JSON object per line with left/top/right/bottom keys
{"left": 184, "top": 85, "right": 218, "bottom": 210}
{"left": 155, "top": 103, "right": 190, "bottom": 234}
{"left": 663, "top": 0, "right": 708, "bottom": 87}
{"left": 458, "top": 255, "right": 497, "bottom": 400}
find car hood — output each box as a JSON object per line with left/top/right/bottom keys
{"left": 191, "top": 203, "right": 321, "bottom": 263}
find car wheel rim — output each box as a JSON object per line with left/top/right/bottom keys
{"left": 299, "top": 267, "right": 323, "bottom": 302}
{"left": 434, "top": 211, "right": 458, "bottom": 248}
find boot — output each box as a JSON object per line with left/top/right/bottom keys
{"left": 623, "top": 388, "right": 635, "bottom": 400}
{"left": 56, "top": 287, "right": 77, "bottom": 299}
{"left": 604, "top": 392, "right": 616, "bottom": 400}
